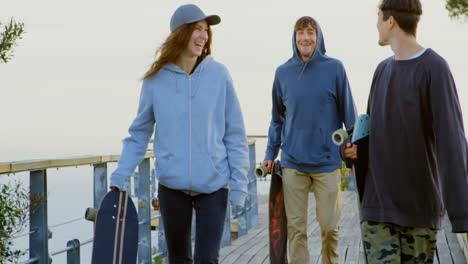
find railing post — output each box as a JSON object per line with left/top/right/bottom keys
{"left": 221, "top": 194, "right": 231, "bottom": 246}
{"left": 247, "top": 142, "right": 258, "bottom": 229}
{"left": 138, "top": 158, "right": 151, "bottom": 264}
{"left": 93, "top": 163, "right": 107, "bottom": 208}
{"left": 151, "top": 168, "right": 156, "bottom": 199}
{"left": 66, "top": 239, "right": 80, "bottom": 264}
{"left": 233, "top": 204, "right": 247, "bottom": 237}
{"left": 30, "top": 169, "right": 49, "bottom": 264}
{"left": 158, "top": 216, "right": 167, "bottom": 256}
{"left": 133, "top": 171, "right": 139, "bottom": 196}
{"left": 124, "top": 177, "right": 132, "bottom": 193}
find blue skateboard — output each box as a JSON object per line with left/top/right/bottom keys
{"left": 91, "top": 189, "right": 138, "bottom": 264}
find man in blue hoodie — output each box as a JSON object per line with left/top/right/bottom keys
{"left": 264, "top": 16, "right": 357, "bottom": 264}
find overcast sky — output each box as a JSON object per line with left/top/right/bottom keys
{"left": 1, "top": 0, "right": 467, "bottom": 161}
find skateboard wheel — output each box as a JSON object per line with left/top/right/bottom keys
{"left": 332, "top": 128, "right": 348, "bottom": 146}
{"left": 85, "top": 207, "right": 97, "bottom": 222}
{"left": 255, "top": 166, "right": 268, "bottom": 177}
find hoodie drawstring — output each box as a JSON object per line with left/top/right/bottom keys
{"left": 298, "top": 61, "right": 309, "bottom": 80}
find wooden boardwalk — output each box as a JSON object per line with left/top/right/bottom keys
{"left": 219, "top": 191, "right": 467, "bottom": 264}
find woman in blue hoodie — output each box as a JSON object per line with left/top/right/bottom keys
{"left": 110, "top": 4, "right": 249, "bottom": 263}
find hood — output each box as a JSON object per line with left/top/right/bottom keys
{"left": 292, "top": 16, "right": 326, "bottom": 65}
{"left": 160, "top": 55, "right": 214, "bottom": 97}
{"left": 162, "top": 55, "right": 213, "bottom": 75}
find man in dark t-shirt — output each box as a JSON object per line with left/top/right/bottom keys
{"left": 343, "top": 0, "right": 468, "bottom": 263}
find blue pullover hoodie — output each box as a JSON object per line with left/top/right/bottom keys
{"left": 110, "top": 56, "right": 249, "bottom": 206}
{"left": 265, "top": 17, "right": 357, "bottom": 173}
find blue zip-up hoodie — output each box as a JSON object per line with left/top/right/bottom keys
{"left": 265, "top": 17, "right": 357, "bottom": 172}
{"left": 110, "top": 56, "right": 249, "bottom": 206}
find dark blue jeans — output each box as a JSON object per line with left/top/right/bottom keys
{"left": 158, "top": 184, "right": 228, "bottom": 264}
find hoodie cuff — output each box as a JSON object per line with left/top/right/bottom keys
{"left": 450, "top": 216, "right": 468, "bottom": 233}
{"left": 230, "top": 190, "right": 247, "bottom": 207}
{"left": 109, "top": 173, "right": 128, "bottom": 191}
{"left": 265, "top": 150, "right": 277, "bottom": 161}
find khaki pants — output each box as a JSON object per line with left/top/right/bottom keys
{"left": 282, "top": 167, "right": 342, "bottom": 264}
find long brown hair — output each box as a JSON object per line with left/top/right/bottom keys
{"left": 143, "top": 22, "right": 213, "bottom": 79}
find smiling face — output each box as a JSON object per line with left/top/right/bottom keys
{"left": 184, "top": 20, "right": 209, "bottom": 58}
{"left": 295, "top": 23, "right": 317, "bottom": 62}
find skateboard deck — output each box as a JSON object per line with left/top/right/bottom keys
{"left": 268, "top": 160, "right": 288, "bottom": 264}
{"left": 91, "top": 189, "right": 138, "bottom": 264}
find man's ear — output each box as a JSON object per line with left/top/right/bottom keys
{"left": 388, "top": 15, "right": 397, "bottom": 30}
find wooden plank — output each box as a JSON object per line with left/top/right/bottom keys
{"left": 220, "top": 226, "right": 266, "bottom": 261}
{"left": 221, "top": 227, "right": 266, "bottom": 264}
{"left": 437, "top": 229, "right": 453, "bottom": 263}
{"left": 234, "top": 233, "right": 269, "bottom": 264}
{"left": 343, "top": 217, "right": 361, "bottom": 263}
{"left": 100, "top": 154, "right": 121, "bottom": 163}
{"left": 248, "top": 243, "right": 269, "bottom": 264}
{"left": 0, "top": 152, "right": 155, "bottom": 174}
{"left": 345, "top": 242, "right": 360, "bottom": 264}
{"left": 0, "top": 163, "right": 11, "bottom": 174}
{"left": 357, "top": 242, "right": 366, "bottom": 264}
{"left": 218, "top": 191, "right": 468, "bottom": 264}
{"left": 456, "top": 234, "right": 468, "bottom": 264}
{"left": 444, "top": 220, "right": 467, "bottom": 263}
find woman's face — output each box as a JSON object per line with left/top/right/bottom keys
{"left": 185, "top": 20, "right": 209, "bottom": 58}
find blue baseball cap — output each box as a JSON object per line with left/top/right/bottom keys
{"left": 170, "top": 4, "right": 221, "bottom": 32}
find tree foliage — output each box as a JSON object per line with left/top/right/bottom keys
{"left": 0, "top": 18, "right": 25, "bottom": 64}
{"left": 0, "top": 181, "right": 29, "bottom": 263}
{"left": 446, "top": 0, "right": 468, "bottom": 20}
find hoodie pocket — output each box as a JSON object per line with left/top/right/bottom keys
{"left": 191, "top": 152, "right": 228, "bottom": 192}
{"left": 282, "top": 127, "right": 331, "bottom": 165}
{"left": 155, "top": 150, "right": 183, "bottom": 183}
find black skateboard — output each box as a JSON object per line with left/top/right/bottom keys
{"left": 257, "top": 161, "right": 288, "bottom": 263}
{"left": 91, "top": 189, "right": 138, "bottom": 264}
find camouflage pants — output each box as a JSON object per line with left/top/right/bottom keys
{"left": 361, "top": 221, "right": 437, "bottom": 264}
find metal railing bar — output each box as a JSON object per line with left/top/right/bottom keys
{"left": 13, "top": 230, "right": 36, "bottom": 239}
{"left": 49, "top": 217, "right": 83, "bottom": 229}
{"left": 19, "top": 257, "right": 39, "bottom": 264}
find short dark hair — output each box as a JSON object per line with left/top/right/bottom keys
{"left": 294, "top": 16, "right": 317, "bottom": 32}
{"left": 379, "top": 0, "right": 422, "bottom": 36}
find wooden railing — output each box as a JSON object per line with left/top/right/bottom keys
{"left": 0, "top": 140, "right": 258, "bottom": 264}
